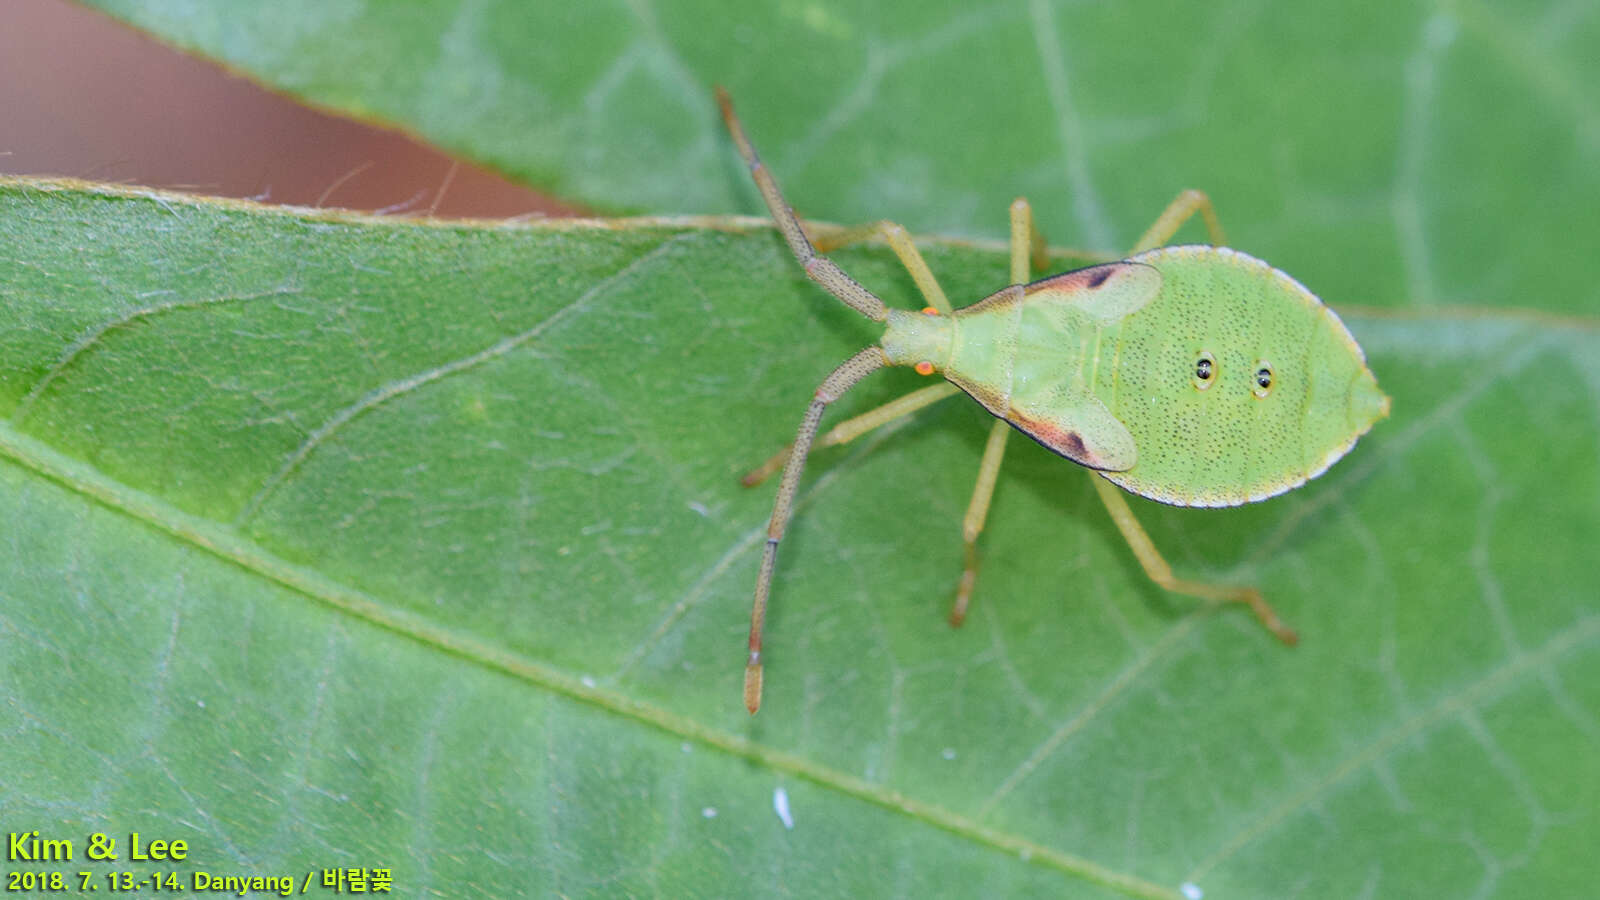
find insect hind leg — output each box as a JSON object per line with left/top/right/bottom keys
{"left": 1129, "top": 189, "right": 1227, "bottom": 253}
{"left": 1089, "top": 476, "right": 1298, "bottom": 644}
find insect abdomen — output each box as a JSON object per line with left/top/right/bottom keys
{"left": 1096, "top": 246, "right": 1387, "bottom": 507}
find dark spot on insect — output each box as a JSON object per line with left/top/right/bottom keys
{"left": 1061, "top": 430, "right": 1087, "bottom": 459}
{"left": 1252, "top": 362, "right": 1275, "bottom": 398}
{"left": 1193, "top": 351, "right": 1218, "bottom": 391}
{"left": 1087, "top": 268, "right": 1112, "bottom": 289}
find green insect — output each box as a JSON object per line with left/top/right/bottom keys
{"left": 717, "top": 89, "right": 1390, "bottom": 714}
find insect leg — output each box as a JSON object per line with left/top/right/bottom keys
{"left": 1089, "top": 475, "right": 1299, "bottom": 645}
{"left": 951, "top": 196, "right": 1041, "bottom": 624}
{"left": 748, "top": 346, "right": 889, "bottom": 714}
{"left": 809, "top": 221, "right": 955, "bottom": 315}
{"left": 716, "top": 88, "right": 889, "bottom": 323}
{"left": 813, "top": 206, "right": 1106, "bottom": 277}
{"left": 951, "top": 419, "right": 1011, "bottom": 625}
{"left": 741, "top": 382, "right": 962, "bottom": 486}
{"left": 1129, "top": 189, "right": 1228, "bottom": 253}
{"left": 1009, "top": 197, "right": 1049, "bottom": 281}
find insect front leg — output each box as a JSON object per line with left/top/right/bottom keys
{"left": 809, "top": 220, "right": 955, "bottom": 315}
{"left": 1089, "top": 476, "right": 1298, "bottom": 645}
{"left": 740, "top": 382, "right": 961, "bottom": 486}
{"left": 1130, "top": 189, "right": 1227, "bottom": 253}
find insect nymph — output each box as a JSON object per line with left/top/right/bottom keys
{"left": 718, "top": 89, "right": 1390, "bottom": 714}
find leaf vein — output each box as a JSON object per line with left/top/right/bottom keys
{"left": 977, "top": 613, "right": 1203, "bottom": 819}
{"left": 1184, "top": 615, "right": 1600, "bottom": 883}
{"left": 233, "top": 234, "right": 691, "bottom": 525}
{"left": 12, "top": 288, "right": 301, "bottom": 424}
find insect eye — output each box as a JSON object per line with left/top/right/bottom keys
{"left": 1193, "top": 352, "right": 1216, "bottom": 391}
{"left": 1253, "top": 362, "right": 1274, "bottom": 398}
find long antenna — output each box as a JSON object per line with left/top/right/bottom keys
{"left": 716, "top": 87, "right": 888, "bottom": 323}
{"left": 745, "top": 346, "right": 887, "bottom": 713}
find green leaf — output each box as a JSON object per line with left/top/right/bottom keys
{"left": 15, "top": 0, "right": 1600, "bottom": 895}
{"left": 3, "top": 180, "right": 1596, "bottom": 898}
{"left": 83, "top": 0, "right": 1600, "bottom": 318}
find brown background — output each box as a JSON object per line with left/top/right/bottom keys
{"left": 0, "top": 0, "right": 576, "bottom": 218}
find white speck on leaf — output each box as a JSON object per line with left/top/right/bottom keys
{"left": 773, "top": 786, "right": 794, "bottom": 830}
{"left": 687, "top": 500, "right": 709, "bottom": 516}
{"left": 701, "top": 807, "right": 717, "bottom": 818}
{"left": 580, "top": 675, "right": 596, "bottom": 688}
{"left": 941, "top": 747, "right": 956, "bottom": 760}
{"left": 1181, "top": 883, "right": 1203, "bottom": 900}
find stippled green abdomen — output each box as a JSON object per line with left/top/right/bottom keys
{"left": 1095, "top": 246, "right": 1387, "bottom": 506}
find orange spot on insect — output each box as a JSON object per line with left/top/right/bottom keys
{"left": 921, "top": 306, "right": 940, "bottom": 316}
{"left": 914, "top": 361, "right": 936, "bottom": 376}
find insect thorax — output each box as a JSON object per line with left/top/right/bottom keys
{"left": 880, "top": 308, "right": 954, "bottom": 369}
